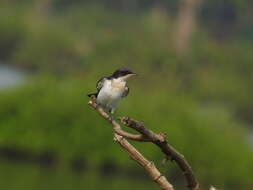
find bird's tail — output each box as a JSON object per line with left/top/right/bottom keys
{"left": 87, "top": 92, "right": 98, "bottom": 98}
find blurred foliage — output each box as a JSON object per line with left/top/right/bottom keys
{"left": 0, "top": 159, "right": 157, "bottom": 190}
{"left": 0, "top": 76, "right": 252, "bottom": 189}
{"left": 0, "top": 1, "right": 253, "bottom": 190}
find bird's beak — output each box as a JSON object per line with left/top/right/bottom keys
{"left": 127, "top": 73, "right": 137, "bottom": 79}
{"left": 130, "top": 73, "right": 137, "bottom": 77}
{"left": 122, "top": 73, "right": 137, "bottom": 81}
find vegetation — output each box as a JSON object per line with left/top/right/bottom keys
{"left": 0, "top": 76, "right": 252, "bottom": 189}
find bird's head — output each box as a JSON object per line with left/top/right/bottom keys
{"left": 111, "top": 68, "right": 137, "bottom": 81}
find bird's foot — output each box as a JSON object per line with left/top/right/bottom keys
{"left": 109, "top": 108, "right": 115, "bottom": 114}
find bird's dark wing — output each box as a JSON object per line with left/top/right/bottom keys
{"left": 122, "top": 85, "right": 129, "bottom": 98}
{"left": 96, "top": 77, "right": 107, "bottom": 91}
{"left": 87, "top": 77, "right": 107, "bottom": 98}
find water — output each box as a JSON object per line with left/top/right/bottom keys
{"left": 0, "top": 63, "right": 25, "bottom": 89}
{"left": 0, "top": 160, "right": 155, "bottom": 190}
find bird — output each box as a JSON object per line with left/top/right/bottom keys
{"left": 88, "top": 68, "right": 137, "bottom": 114}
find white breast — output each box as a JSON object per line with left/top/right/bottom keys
{"left": 96, "top": 79, "right": 126, "bottom": 111}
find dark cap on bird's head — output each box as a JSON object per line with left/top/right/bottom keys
{"left": 111, "top": 68, "right": 137, "bottom": 79}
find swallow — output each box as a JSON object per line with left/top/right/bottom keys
{"left": 88, "top": 68, "right": 137, "bottom": 113}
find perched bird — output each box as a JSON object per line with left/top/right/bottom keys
{"left": 88, "top": 68, "right": 137, "bottom": 113}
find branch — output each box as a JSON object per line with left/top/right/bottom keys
{"left": 88, "top": 98, "right": 149, "bottom": 141}
{"left": 87, "top": 96, "right": 219, "bottom": 190}
{"left": 88, "top": 97, "right": 174, "bottom": 190}
{"left": 114, "top": 133, "right": 174, "bottom": 190}
{"left": 119, "top": 117, "right": 200, "bottom": 190}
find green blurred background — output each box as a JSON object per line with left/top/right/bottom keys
{"left": 0, "top": 0, "right": 253, "bottom": 189}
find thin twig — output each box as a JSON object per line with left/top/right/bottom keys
{"left": 114, "top": 133, "right": 174, "bottom": 190}
{"left": 88, "top": 99, "right": 149, "bottom": 141}
{"left": 119, "top": 117, "right": 200, "bottom": 190}
{"left": 88, "top": 97, "right": 174, "bottom": 190}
